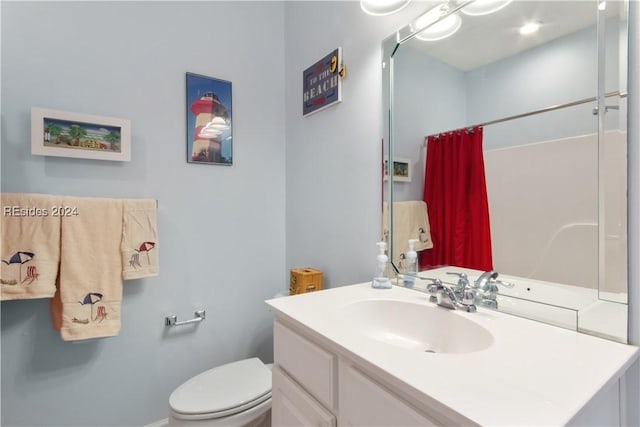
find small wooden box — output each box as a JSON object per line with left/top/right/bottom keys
{"left": 289, "top": 268, "right": 323, "bottom": 295}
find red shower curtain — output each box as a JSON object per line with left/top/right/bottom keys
{"left": 419, "top": 126, "right": 493, "bottom": 271}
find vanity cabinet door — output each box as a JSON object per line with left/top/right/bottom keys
{"left": 272, "top": 365, "right": 336, "bottom": 427}
{"left": 339, "top": 363, "right": 439, "bottom": 427}
{"left": 273, "top": 319, "right": 336, "bottom": 409}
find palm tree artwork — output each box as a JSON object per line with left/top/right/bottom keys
{"left": 103, "top": 131, "right": 121, "bottom": 152}
{"left": 45, "top": 123, "right": 63, "bottom": 144}
{"left": 40, "top": 116, "right": 125, "bottom": 154}
{"left": 68, "top": 124, "right": 87, "bottom": 146}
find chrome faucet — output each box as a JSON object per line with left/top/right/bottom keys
{"left": 475, "top": 270, "right": 499, "bottom": 291}
{"left": 423, "top": 270, "right": 508, "bottom": 312}
{"left": 473, "top": 270, "right": 500, "bottom": 309}
{"left": 425, "top": 278, "right": 476, "bottom": 312}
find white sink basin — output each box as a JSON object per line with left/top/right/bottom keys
{"left": 338, "top": 299, "right": 493, "bottom": 354}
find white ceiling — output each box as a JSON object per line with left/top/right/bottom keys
{"left": 402, "top": 0, "right": 617, "bottom": 71}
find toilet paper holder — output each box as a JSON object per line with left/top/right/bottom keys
{"left": 165, "top": 310, "right": 206, "bottom": 327}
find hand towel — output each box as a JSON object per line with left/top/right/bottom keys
{"left": 382, "top": 201, "right": 433, "bottom": 266}
{"left": 50, "top": 197, "right": 123, "bottom": 341}
{"left": 1, "top": 193, "right": 61, "bottom": 300}
{"left": 121, "top": 199, "right": 158, "bottom": 280}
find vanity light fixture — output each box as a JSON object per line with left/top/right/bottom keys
{"left": 519, "top": 21, "right": 541, "bottom": 35}
{"left": 360, "top": 0, "right": 411, "bottom": 16}
{"left": 459, "top": 0, "right": 513, "bottom": 16}
{"left": 413, "top": 4, "right": 462, "bottom": 42}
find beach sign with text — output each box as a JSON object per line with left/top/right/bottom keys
{"left": 303, "top": 48, "right": 343, "bottom": 116}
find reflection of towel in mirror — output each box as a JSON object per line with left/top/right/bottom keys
{"left": 382, "top": 201, "right": 433, "bottom": 266}
{"left": 50, "top": 197, "right": 124, "bottom": 341}
{"left": 1, "top": 193, "right": 61, "bottom": 300}
{"left": 121, "top": 199, "right": 158, "bottom": 280}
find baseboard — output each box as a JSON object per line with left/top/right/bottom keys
{"left": 144, "top": 418, "right": 169, "bottom": 427}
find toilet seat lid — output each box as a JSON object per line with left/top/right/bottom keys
{"left": 169, "top": 358, "right": 272, "bottom": 416}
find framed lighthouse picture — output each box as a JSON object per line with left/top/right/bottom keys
{"left": 186, "top": 72, "right": 233, "bottom": 165}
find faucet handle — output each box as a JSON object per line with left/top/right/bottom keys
{"left": 461, "top": 288, "right": 475, "bottom": 306}
{"left": 495, "top": 279, "right": 515, "bottom": 288}
{"left": 423, "top": 278, "right": 442, "bottom": 303}
{"left": 446, "top": 271, "right": 468, "bottom": 279}
{"left": 446, "top": 271, "right": 469, "bottom": 288}
{"left": 423, "top": 278, "right": 442, "bottom": 292}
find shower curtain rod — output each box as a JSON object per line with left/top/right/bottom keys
{"left": 426, "top": 90, "right": 627, "bottom": 140}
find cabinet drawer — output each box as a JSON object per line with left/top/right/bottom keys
{"left": 339, "top": 363, "right": 439, "bottom": 426}
{"left": 274, "top": 319, "right": 336, "bottom": 410}
{"left": 272, "top": 365, "right": 336, "bottom": 427}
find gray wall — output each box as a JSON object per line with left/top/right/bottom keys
{"left": 392, "top": 44, "right": 467, "bottom": 202}
{"left": 1, "top": 2, "right": 286, "bottom": 426}
{"left": 283, "top": 1, "right": 424, "bottom": 287}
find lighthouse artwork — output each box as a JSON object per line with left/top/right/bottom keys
{"left": 186, "top": 73, "right": 233, "bottom": 165}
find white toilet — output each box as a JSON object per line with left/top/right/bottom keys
{"left": 168, "top": 358, "right": 272, "bottom": 427}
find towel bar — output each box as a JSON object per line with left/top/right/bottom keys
{"left": 165, "top": 310, "right": 206, "bottom": 327}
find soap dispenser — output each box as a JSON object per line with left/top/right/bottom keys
{"left": 372, "top": 241, "right": 392, "bottom": 289}
{"left": 403, "top": 239, "right": 418, "bottom": 288}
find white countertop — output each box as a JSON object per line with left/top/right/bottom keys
{"left": 266, "top": 283, "right": 639, "bottom": 426}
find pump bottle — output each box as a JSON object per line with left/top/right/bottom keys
{"left": 402, "top": 239, "right": 418, "bottom": 288}
{"left": 372, "top": 241, "right": 392, "bottom": 289}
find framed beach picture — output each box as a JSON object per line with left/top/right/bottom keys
{"left": 384, "top": 157, "right": 412, "bottom": 182}
{"left": 31, "top": 108, "right": 131, "bottom": 161}
{"left": 186, "top": 72, "right": 233, "bottom": 165}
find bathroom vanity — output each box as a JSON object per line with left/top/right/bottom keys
{"left": 265, "top": 284, "right": 638, "bottom": 426}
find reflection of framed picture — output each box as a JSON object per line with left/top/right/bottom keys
{"left": 384, "top": 157, "right": 412, "bottom": 182}
{"left": 186, "top": 72, "right": 233, "bottom": 165}
{"left": 31, "top": 108, "right": 131, "bottom": 161}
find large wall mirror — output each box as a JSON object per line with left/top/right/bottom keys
{"left": 383, "top": 0, "right": 629, "bottom": 343}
